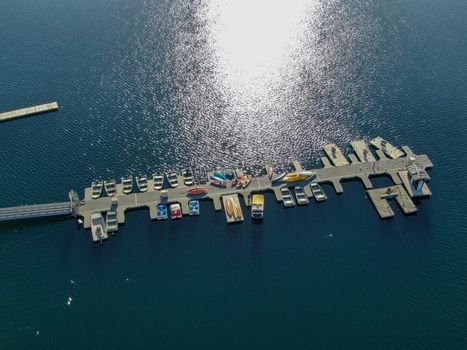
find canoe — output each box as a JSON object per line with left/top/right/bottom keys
{"left": 209, "top": 175, "right": 226, "bottom": 183}
{"left": 233, "top": 202, "right": 242, "bottom": 219}
{"left": 187, "top": 187, "right": 208, "bottom": 195}
{"left": 226, "top": 199, "right": 233, "bottom": 217}
{"left": 213, "top": 171, "right": 227, "bottom": 181}
{"left": 242, "top": 176, "right": 252, "bottom": 189}
{"left": 210, "top": 179, "right": 226, "bottom": 187}
{"left": 232, "top": 176, "right": 246, "bottom": 186}
{"left": 266, "top": 165, "right": 273, "bottom": 180}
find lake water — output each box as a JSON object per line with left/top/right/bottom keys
{"left": 1, "top": 0, "right": 466, "bottom": 349}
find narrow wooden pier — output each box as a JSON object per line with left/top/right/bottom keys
{"left": 0, "top": 202, "right": 71, "bottom": 221}
{"left": 0, "top": 102, "right": 59, "bottom": 122}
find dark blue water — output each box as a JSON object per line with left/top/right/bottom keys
{"left": 1, "top": 0, "right": 466, "bottom": 349}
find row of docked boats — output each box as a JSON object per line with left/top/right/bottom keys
{"left": 208, "top": 170, "right": 252, "bottom": 189}
{"left": 280, "top": 183, "right": 327, "bottom": 207}
{"left": 91, "top": 180, "right": 117, "bottom": 199}
{"left": 155, "top": 200, "right": 200, "bottom": 220}
{"left": 90, "top": 168, "right": 196, "bottom": 198}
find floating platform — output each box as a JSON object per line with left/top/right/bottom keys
{"left": 323, "top": 144, "right": 349, "bottom": 166}
{"left": 367, "top": 185, "right": 417, "bottom": 219}
{"left": 351, "top": 140, "right": 376, "bottom": 162}
{"left": 222, "top": 194, "right": 244, "bottom": 223}
{"left": 0, "top": 102, "right": 59, "bottom": 122}
{"left": 371, "top": 137, "right": 404, "bottom": 159}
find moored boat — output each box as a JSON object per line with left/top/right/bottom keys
{"left": 213, "top": 171, "right": 227, "bottom": 181}
{"left": 210, "top": 179, "right": 226, "bottom": 188}
{"left": 189, "top": 200, "right": 200, "bottom": 215}
{"left": 156, "top": 204, "right": 168, "bottom": 220}
{"left": 226, "top": 198, "right": 234, "bottom": 218}
{"left": 310, "top": 182, "right": 327, "bottom": 202}
{"left": 136, "top": 175, "right": 148, "bottom": 192}
{"left": 104, "top": 180, "right": 116, "bottom": 197}
{"left": 91, "top": 181, "right": 103, "bottom": 199}
{"left": 225, "top": 171, "right": 236, "bottom": 180}
{"left": 106, "top": 210, "right": 118, "bottom": 234}
{"left": 121, "top": 176, "right": 133, "bottom": 194}
{"left": 170, "top": 203, "right": 182, "bottom": 219}
{"left": 282, "top": 172, "right": 313, "bottom": 183}
{"left": 266, "top": 165, "right": 273, "bottom": 180}
{"left": 271, "top": 172, "right": 286, "bottom": 182}
{"left": 280, "top": 186, "right": 295, "bottom": 207}
{"left": 209, "top": 175, "right": 226, "bottom": 183}
{"left": 251, "top": 194, "right": 264, "bottom": 220}
{"left": 232, "top": 176, "right": 246, "bottom": 186}
{"left": 187, "top": 186, "right": 208, "bottom": 195}
{"left": 90, "top": 212, "right": 108, "bottom": 244}
{"left": 182, "top": 168, "right": 194, "bottom": 186}
{"left": 166, "top": 172, "right": 179, "bottom": 188}
{"left": 294, "top": 186, "right": 309, "bottom": 205}
{"left": 153, "top": 172, "right": 164, "bottom": 190}
{"left": 241, "top": 175, "right": 252, "bottom": 189}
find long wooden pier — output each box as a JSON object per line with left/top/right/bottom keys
{"left": 0, "top": 102, "right": 59, "bottom": 122}
{"left": 0, "top": 202, "right": 72, "bottom": 222}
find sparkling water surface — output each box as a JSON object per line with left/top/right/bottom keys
{"left": 0, "top": 0, "right": 466, "bottom": 349}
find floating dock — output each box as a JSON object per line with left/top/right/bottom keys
{"left": 351, "top": 140, "right": 376, "bottom": 162}
{"left": 371, "top": 137, "right": 404, "bottom": 159}
{"left": 367, "top": 185, "right": 417, "bottom": 219}
{"left": 0, "top": 102, "right": 59, "bottom": 122}
{"left": 0, "top": 138, "right": 434, "bottom": 243}
{"left": 323, "top": 144, "right": 349, "bottom": 166}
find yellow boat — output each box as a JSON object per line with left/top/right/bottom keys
{"left": 282, "top": 172, "right": 310, "bottom": 183}
{"left": 251, "top": 194, "right": 264, "bottom": 220}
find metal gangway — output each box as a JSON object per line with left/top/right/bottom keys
{"left": 0, "top": 190, "right": 80, "bottom": 222}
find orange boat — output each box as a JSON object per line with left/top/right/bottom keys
{"left": 226, "top": 198, "right": 233, "bottom": 217}
{"left": 187, "top": 187, "right": 208, "bottom": 195}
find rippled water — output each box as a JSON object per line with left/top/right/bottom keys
{"left": 1, "top": 0, "right": 467, "bottom": 349}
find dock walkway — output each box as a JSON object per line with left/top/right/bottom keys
{"left": 0, "top": 102, "right": 59, "bottom": 122}
{"left": 75, "top": 142, "right": 432, "bottom": 229}
{"left": 0, "top": 138, "right": 433, "bottom": 240}
{"left": 0, "top": 202, "right": 71, "bottom": 222}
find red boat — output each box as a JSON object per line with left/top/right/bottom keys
{"left": 187, "top": 187, "right": 208, "bottom": 195}
{"left": 231, "top": 176, "right": 246, "bottom": 186}
{"left": 210, "top": 179, "right": 226, "bottom": 188}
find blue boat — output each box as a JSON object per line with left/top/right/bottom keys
{"left": 189, "top": 200, "right": 200, "bottom": 216}
{"left": 156, "top": 204, "right": 168, "bottom": 220}
{"left": 213, "top": 171, "right": 227, "bottom": 181}
{"left": 209, "top": 175, "right": 226, "bottom": 183}
{"left": 225, "top": 171, "right": 236, "bottom": 180}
